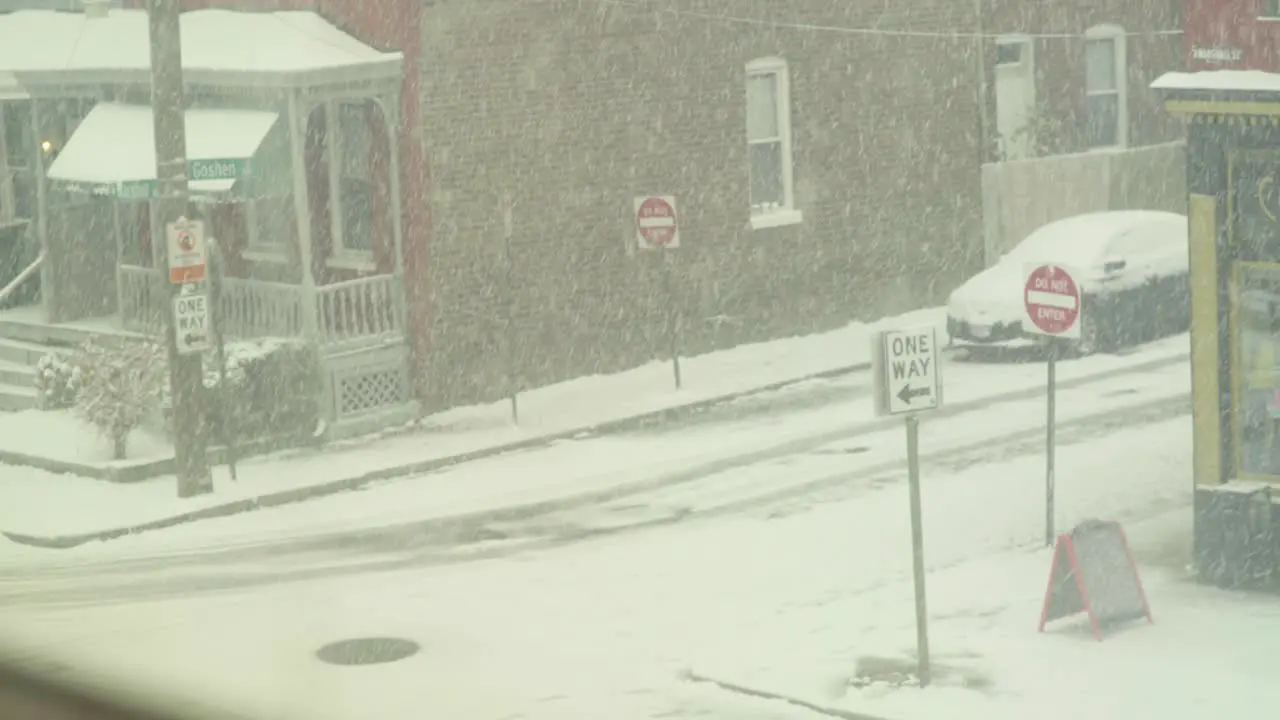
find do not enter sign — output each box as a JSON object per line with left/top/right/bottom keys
{"left": 1022, "top": 264, "right": 1082, "bottom": 339}
{"left": 634, "top": 195, "right": 679, "bottom": 250}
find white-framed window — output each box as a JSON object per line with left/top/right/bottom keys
{"left": 1084, "top": 25, "right": 1128, "bottom": 149}
{"left": 746, "top": 57, "right": 801, "bottom": 230}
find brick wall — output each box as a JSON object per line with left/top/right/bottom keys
{"left": 418, "top": 0, "right": 986, "bottom": 407}
{"left": 983, "top": 0, "right": 1183, "bottom": 156}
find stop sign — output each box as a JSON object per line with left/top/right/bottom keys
{"left": 1022, "top": 264, "right": 1081, "bottom": 339}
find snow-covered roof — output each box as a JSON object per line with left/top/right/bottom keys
{"left": 47, "top": 103, "right": 278, "bottom": 195}
{"left": 0, "top": 8, "right": 401, "bottom": 88}
{"left": 1151, "top": 70, "right": 1280, "bottom": 94}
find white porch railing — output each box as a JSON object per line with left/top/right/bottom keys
{"left": 118, "top": 264, "right": 166, "bottom": 334}
{"left": 219, "top": 277, "right": 304, "bottom": 338}
{"left": 118, "top": 264, "right": 402, "bottom": 346}
{"left": 315, "top": 274, "right": 404, "bottom": 347}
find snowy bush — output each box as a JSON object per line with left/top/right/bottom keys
{"left": 217, "top": 338, "right": 320, "bottom": 446}
{"left": 160, "top": 337, "right": 320, "bottom": 448}
{"left": 33, "top": 352, "right": 82, "bottom": 410}
{"left": 73, "top": 339, "right": 167, "bottom": 459}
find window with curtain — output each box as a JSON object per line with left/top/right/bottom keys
{"left": 746, "top": 58, "right": 795, "bottom": 220}
{"left": 1084, "top": 29, "right": 1126, "bottom": 148}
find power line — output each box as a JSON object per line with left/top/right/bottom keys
{"left": 596, "top": 0, "right": 1183, "bottom": 41}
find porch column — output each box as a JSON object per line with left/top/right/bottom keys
{"left": 381, "top": 94, "right": 405, "bottom": 278}
{"left": 29, "top": 100, "right": 51, "bottom": 321}
{"left": 380, "top": 94, "right": 407, "bottom": 338}
{"left": 286, "top": 90, "right": 319, "bottom": 339}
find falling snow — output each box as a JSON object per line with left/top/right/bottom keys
{"left": 0, "top": 1, "right": 1261, "bottom": 719}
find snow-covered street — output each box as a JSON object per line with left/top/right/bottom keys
{"left": 0, "top": 406, "right": 1211, "bottom": 720}
{"left": 0, "top": 324, "right": 1236, "bottom": 720}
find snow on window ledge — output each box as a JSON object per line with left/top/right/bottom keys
{"left": 750, "top": 208, "right": 804, "bottom": 231}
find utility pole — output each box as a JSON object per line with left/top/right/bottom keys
{"left": 974, "top": 0, "right": 990, "bottom": 164}
{"left": 147, "top": 0, "right": 211, "bottom": 497}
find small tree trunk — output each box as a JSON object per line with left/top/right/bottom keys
{"left": 112, "top": 431, "right": 128, "bottom": 460}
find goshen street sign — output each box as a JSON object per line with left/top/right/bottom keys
{"left": 166, "top": 216, "right": 207, "bottom": 284}
{"left": 172, "top": 292, "right": 211, "bottom": 355}
{"left": 1022, "top": 264, "right": 1082, "bottom": 340}
{"left": 634, "top": 195, "right": 679, "bottom": 250}
{"left": 188, "top": 158, "right": 252, "bottom": 182}
{"left": 873, "top": 325, "right": 942, "bottom": 417}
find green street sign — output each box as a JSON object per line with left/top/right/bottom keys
{"left": 188, "top": 158, "right": 252, "bottom": 182}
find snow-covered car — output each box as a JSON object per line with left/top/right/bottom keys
{"left": 946, "top": 210, "right": 1190, "bottom": 355}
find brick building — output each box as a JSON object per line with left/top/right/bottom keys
{"left": 0, "top": 0, "right": 1187, "bottom": 419}
{"left": 418, "top": 0, "right": 988, "bottom": 406}
{"left": 982, "top": 0, "right": 1183, "bottom": 160}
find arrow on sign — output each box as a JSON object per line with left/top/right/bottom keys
{"left": 897, "top": 385, "right": 931, "bottom": 406}
{"left": 183, "top": 332, "right": 207, "bottom": 348}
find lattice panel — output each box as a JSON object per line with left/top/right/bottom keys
{"left": 337, "top": 366, "right": 407, "bottom": 418}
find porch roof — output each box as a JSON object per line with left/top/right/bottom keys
{"left": 0, "top": 8, "right": 402, "bottom": 89}
{"left": 46, "top": 102, "right": 278, "bottom": 196}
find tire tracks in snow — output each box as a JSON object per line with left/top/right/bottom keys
{"left": 0, "top": 390, "right": 1190, "bottom": 609}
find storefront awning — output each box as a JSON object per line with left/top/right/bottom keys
{"left": 1152, "top": 70, "right": 1280, "bottom": 94}
{"left": 46, "top": 103, "right": 278, "bottom": 199}
{"left": 1152, "top": 70, "right": 1280, "bottom": 117}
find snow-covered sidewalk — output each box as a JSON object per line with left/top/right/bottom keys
{"left": 0, "top": 303, "right": 1188, "bottom": 545}
{"left": 687, "top": 414, "right": 1260, "bottom": 720}
{"left": 0, "top": 306, "right": 940, "bottom": 540}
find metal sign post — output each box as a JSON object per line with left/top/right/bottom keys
{"left": 872, "top": 325, "right": 943, "bottom": 687}
{"left": 208, "top": 237, "right": 237, "bottom": 481}
{"left": 502, "top": 195, "right": 519, "bottom": 424}
{"left": 1045, "top": 338, "right": 1057, "bottom": 545}
{"left": 1021, "top": 264, "right": 1082, "bottom": 546}
{"left": 634, "top": 195, "right": 682, "bottom": 390}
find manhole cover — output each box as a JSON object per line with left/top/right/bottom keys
{"left": 315, "top": 637, "right": 420, "bottom": 666}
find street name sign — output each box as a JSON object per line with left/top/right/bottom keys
{"left": 188, "top": 158, "right": 251, "bottom": 182}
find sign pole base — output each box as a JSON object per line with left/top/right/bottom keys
{"left": 906, "top": 413, "right": 931, "bottom": 687}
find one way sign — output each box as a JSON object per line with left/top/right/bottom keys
{"left": 872, "top": 326, "right": 943, "bottom": 417}
{"left": 172, "top": 292, "right": 211, "bottom": 355}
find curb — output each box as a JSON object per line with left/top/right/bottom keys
{"left": 2, "top": 362, "right": 870, "bottom": 549}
